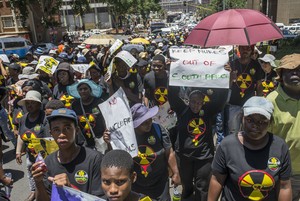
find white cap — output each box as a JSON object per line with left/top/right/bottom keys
{"left": 158, "top": 42, "right": 163, "bottom": 47}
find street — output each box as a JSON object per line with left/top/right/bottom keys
{"left": 2, "top": 141, "right": 29, "bottom": 201}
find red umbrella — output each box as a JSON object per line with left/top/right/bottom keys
{"left": 184, "top": 9, "right": 283, "bottom": 47}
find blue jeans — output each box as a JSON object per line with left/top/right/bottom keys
{"left": 0, "top": 107, "right": 16, "bottom": 146}
{"left": 215, "top": 112, "right": 225, "bottom": 145}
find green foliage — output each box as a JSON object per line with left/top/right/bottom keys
{"left": 70, "top": 0, "right": 90, "bottom": 17}
{"left": 210, "top": 0, "right": 247, "bottom": 12}
{"left": 9, "top": 0, "right": 62, "bottom": 28}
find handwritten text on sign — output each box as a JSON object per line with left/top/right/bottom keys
{"left": 169, "top": 48, "right": 230, "bottom": 88}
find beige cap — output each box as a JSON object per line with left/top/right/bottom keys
{"left": 275, "top": 53, "right": 300, "bottom": 80}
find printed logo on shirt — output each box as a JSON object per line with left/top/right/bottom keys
{"left": 21, "top": 130, "right": 37, "bottom": 142}
{"left": 238, "top": 170, "right": 275, "bottom": 200}
{"left": 154, "top": 87, "right": 168, "bottom": 105}
{"left": 147, "top": 135, "right": 156, "bottom": 145}
{"left": 34, "top": 124, "right": 41, "bottom": 132}
{"left": 268, "top": 157, "right": 280, "bottom": 172}
{"left": 92, "top": 107, "right": 100, "bottom": 114}
{"left": 59, "top": 94, "right": 74, "bottom": 108}
{"left": 74, "top": 170, "right": 88, "bottom": 185}
{"left": 187, "top": 118, "right": 206, "bottom": 146}
{"left": 134, "top": 145, "right": 157, "bottom": 178}
{"left": 79, "top": 114, "right": 96, "bottom": 138}
{"left": 236, "top": 73, "right": 253, "bottom": 98}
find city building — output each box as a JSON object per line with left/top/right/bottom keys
{"left": 247, "top": 0, "right": 300, "bottom": 25}
{"left": 160, "top": 0, "right": 210, "bottom": 13}
{"left": 60, "top": 0, "right": 112, "bottom": 31}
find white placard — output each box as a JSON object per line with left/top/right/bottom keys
{"left": 109, "top": 39, "right": 123, "bottom": 56}
{"left": 71, "top": 64, "right": 90, "bottom": 74}
{"left": 98, "top": 87, "right": 138, "bottom": 157}
{"left": 36, "top": 56, "right": 59, "bottom": 74}
{"left": 153, "top": 101, "right": 177, "bottom": 130}
{"left": 0, "top": 54, "right": 9, "bottom": 63}
{"left": 169, "top": 48, "right": 230, "bottom": 88}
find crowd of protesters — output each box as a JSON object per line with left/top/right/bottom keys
{"left": 0, "top": 29, "right": 299, "bottom": 201}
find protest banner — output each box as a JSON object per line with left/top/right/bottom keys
{"left": 153, "top": 102, "right": 177, "bottom": 130}
{"left": 71, "top": 64, "right": 90, "bottom": 74}
{"left": 0, "top": 54, "right": 9, "bottom": 63}
{"left": 51, "top": 184, "right": 105, "bottom": 201}
{"left": 36, "top": 56, "right": 60, "bottom": 74}
{"left": 169, "top": 48, "right": 230, "bottom": 88}
{"left": 31, "top": 137, "right": 59, "bottom": 158}
{"left": 109, "top": 39, "right": 123, "bottom": 56}
{"left": 98, "top": 87, "right": 138, "bottom": 157}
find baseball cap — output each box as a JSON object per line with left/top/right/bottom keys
{"left": 131, "top": 103, "right": 158, "bottom": 128}
{"left": 47, "top": 108, "right": 78, "bottom": 126}
{"left": 275, "top": 53, "right": 300, "bottom": 79}
{"left": 18, "top": 90, "right": 42, "bottom": 106}
{"left": 243, "top": 96, "right": 274, "bottom": 120}
{"left": 258, "top": 54, "right": 276, "bottom": 68}
{"left": 158, "top": 42, "right": 163, "bottom": 47}
{"left": 136, "top": 59, "right": 149, "bottom": 67}
{"left": 82, "top": 48, "right": 90, "bottom": 56}
{"left": 154, "top": 49, "right": 162, "bottom": 55}
{"left": 49, "top": 49, "right": 57, "bottom": 55}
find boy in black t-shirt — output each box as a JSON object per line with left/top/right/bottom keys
{"left": 101, "top": 150, "right": 152, "bottom": 201}
{"left": 31, "top": 108, "right": 104, "bottom": 200}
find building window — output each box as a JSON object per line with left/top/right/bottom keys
{"left": 1, "top": 16, "right": 23, "bottom": 28}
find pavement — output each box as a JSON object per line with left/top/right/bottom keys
{"left": 2, "top": 141, "right": 30, "bottom": 201}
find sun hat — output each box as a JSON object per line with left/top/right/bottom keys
{"left": 18, "top": 67, "right": 39, "bottom": 80}
{"left": 243, "top": 96, "right": 274, "bottom": 120}
{"left": 131, "top": 103, "right": 159, "bottom": 128}
{"left": 82, "top": 48, "right": 90, "bottom": 56}
{"left": 49, "top": 49, "right": 57, "bottom": 55}
{"left": 67, "top": 79, "right": 102, "bottom": 99}
{"left": 77, "top": 43, "right": 86, "bottom": 49}
{"left": 275, "top": 53, "right": 300, "bottom": 79}
{"left": 17, "top": 90, "right": 42, "bottom": 106}
{"left": 47, "top": 108, "right": 78, "bottom": 126}
{"left": 158, "top": 42, "right": 163, "bottom": 47}
{"left": 154, "top": 49, "right": 162, "bottom": 55}
{"left": 259, "top": 54, "right": 276, "bottom": 68}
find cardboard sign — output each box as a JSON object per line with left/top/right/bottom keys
{"left": 153, "top": 102, "right": 177, "bottom": 130}
{"left": 0, "top": 54, "right": 9, "bottom": 63}
{"left": 109, "top": 39, "right": 123, "bottom": 56}
{"left": 36, "top": 56, "right": 60, "bottom": 74}
{"left": 115, "top": 50, "right": 137, "bottom": 68}
{"left": 98, "top": 87, "right": 138, "bottom": 157}
{"left": 169, "top": 48, "right": 230, "bottom": 88}
{"left": 71, "top": 64, "right": 90, "bottom": 74}
{"left": 31, "top": 137, "right": 59, "bottom": 159}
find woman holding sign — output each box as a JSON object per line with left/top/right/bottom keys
{"left": 168, "top": 86, "right": 227, "bottom": 201}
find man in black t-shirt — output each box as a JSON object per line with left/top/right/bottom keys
{"left": 225, "top": 45, "right": 264, "bottom": 135}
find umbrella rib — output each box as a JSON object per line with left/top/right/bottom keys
{"left": 204, "top": 30, "right": 211, "bottom": 47}
{"left": 243, "top": 28, "right": 251, "bottom": 45}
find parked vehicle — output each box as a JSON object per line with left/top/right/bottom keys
{"left": 0, "top": 36, "right": 32, "bottom": 59}
{"left": 282, "top": 29, "right": 298, "bottom": 39}
{"left": 32, "top": 43, "right": 57, "bottom": 54}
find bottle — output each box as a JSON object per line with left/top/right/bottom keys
{"left": 172, "top": 186, "right": 181, "bottom": 201}
{"left": 4, "top": 172, "right": 12, "bottom": 198}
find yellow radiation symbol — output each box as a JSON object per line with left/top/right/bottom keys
{"left": 134, "top": 145, "right": 157, "bottom": 177}
{"left": 15, "top": 111, "right": 23, "bottom": 123}
{"left": 239, "top": 170, "right": 275, "bottom": 200}
{"left": 79, "top": 114, "right": 95, "bottom": 138}
{"left": 60, "top": 94, "right": 74, "bottom": 108}
{"left": 262, "top": 80, "right": 275, "bottom": 96}
{"left": 236, "top": 73, "right": 252, "bottom": 98}
{"left": 0, "top": 75, "right": 4, "bottom": 86}
{"left": 187, "top": 118, "right": 206, "bottom": 146}
{"left": 21, "top": 130, "right": 37, "bottom": 142}
{"left": 154, "top": 87, "right": 168, "bottom": 105}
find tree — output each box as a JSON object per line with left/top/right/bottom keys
{"left": 70, "top": 0, "right": 90, "bottom": 30}
{"left": 9, "top": 0, "right": 62, "bottom": 28}
{"left": 133, "top": 0, "right": 161, "bottom": 26}
{"left": 210, "top": 0, "right": 247, "bottom": 12}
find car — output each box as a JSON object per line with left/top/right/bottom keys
{"left": 282, "top": 29, "right": 298, "bottom": 39}
{"left": 32, "top": 43, "right": 57, "bottom": 54}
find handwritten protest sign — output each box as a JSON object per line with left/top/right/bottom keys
{"left": 51, "top": 184, "right": 105, "bottom": 201}
{"left": 31, "top": 137, "right": 59, "bottom": 158}
{"left": 0, "top": 54, "right": 9, "bottom": 63}
{"left": 169, "top": 48, "right": 230, "bottom": 88}
{"left": 36, "top": 56, "right": 60, "bottom": 74}
{"left": 109, "top": 39, "right": 123, "bottom": 56}
{"left": 98, "top": 87, "right": 138, "bottom": 157}
{"left": 153, "top": 102, "right": 177, "bottom": 130}
{"left": 71, "top": 64, "right": 90, "bottom": 74}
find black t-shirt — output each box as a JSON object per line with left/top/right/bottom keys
{"left": 71, "top": 98, "right": 105, "bottom": 148}
{"left": 143, "top": 71, "right": 169, "bottom": 107}
{"left": 18, "top": 111, "right": 47, "bottom": 162}
{"left": 44, "top": 146, "right": 104, "bottom": 197}
{"left": 169, "top": 86, "right": 228, "bottom": 160}
{"left": 132, "top": 124, "right": 171, "bottom": 199}
{"left": 53, "top": 84, "right": 74, "bottom": 108}
{"left": 229, "top": 59, "right": 264, "bottom": 106}
{"left": 212, "top": 133, "right": 291, "bottom": 201}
